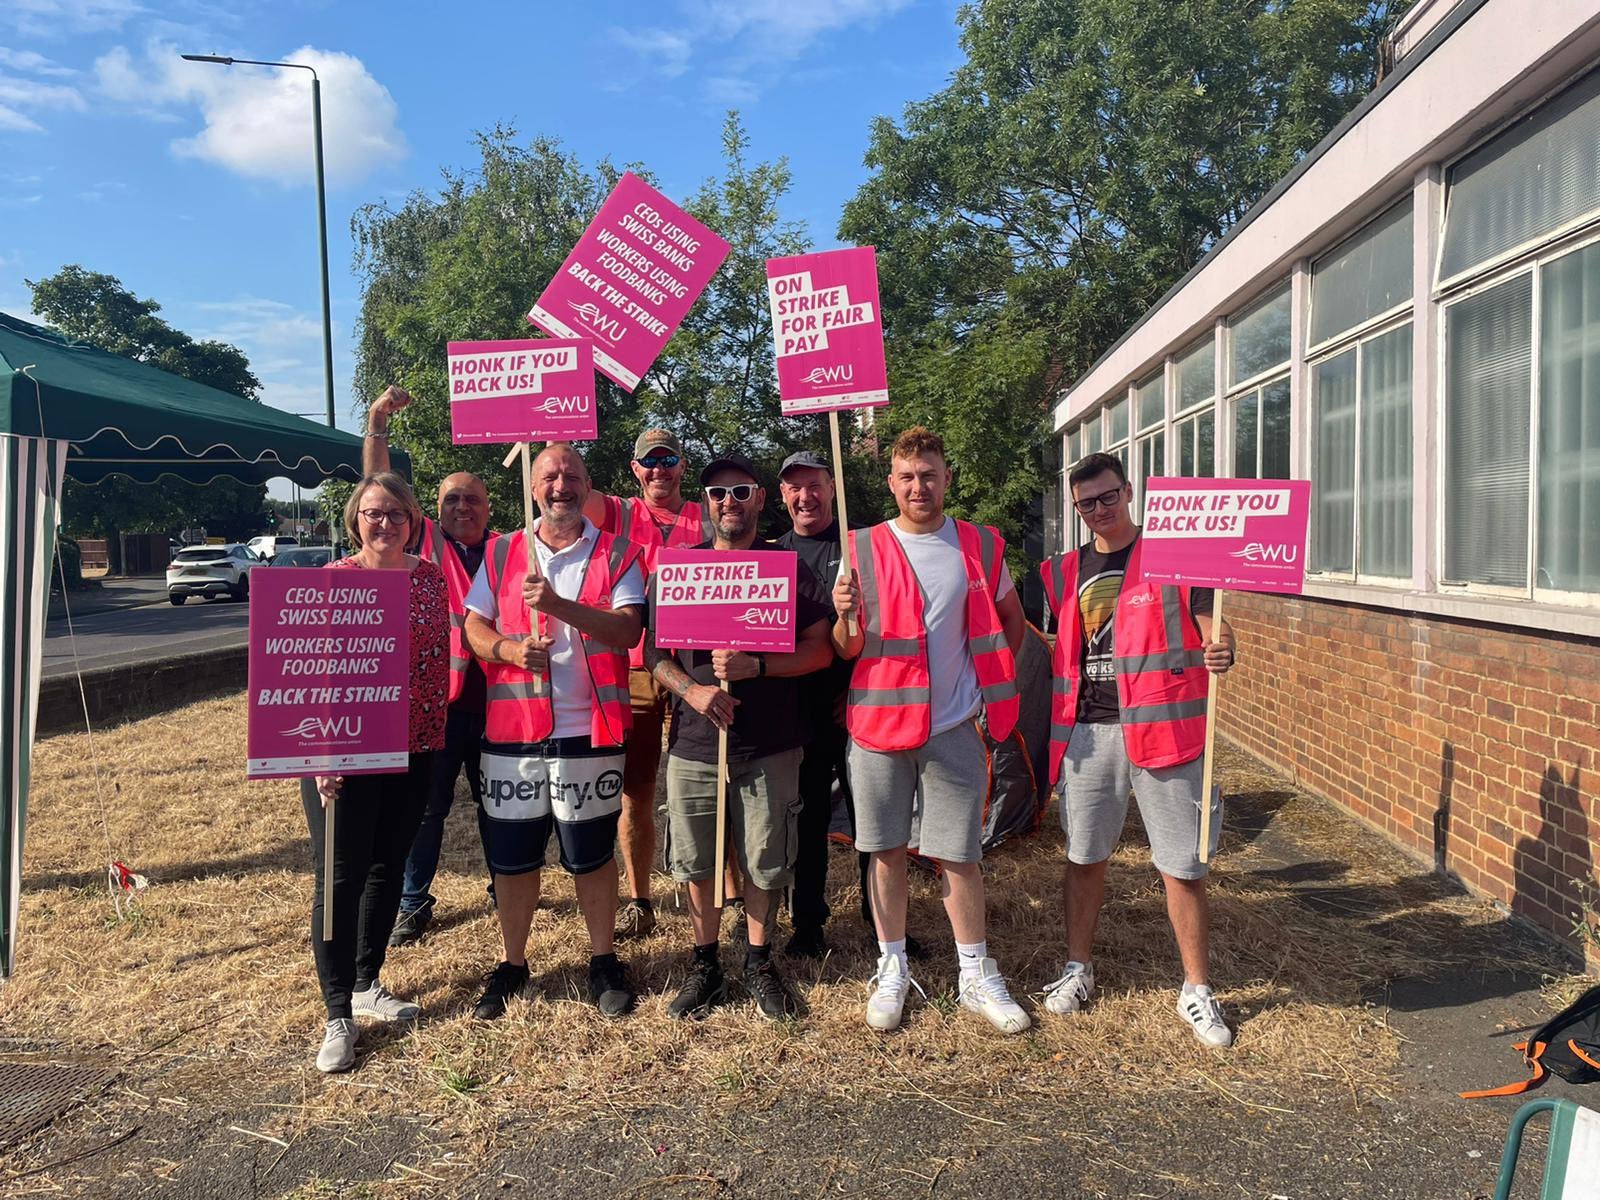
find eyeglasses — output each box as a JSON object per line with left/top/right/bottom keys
{"left": 359, "top": 508, "right": 412, "bottom": 526}
{"left": 704, "top": 483, "right": 758, "bottom": 503}
{"left": 637, "top": 453, "right": 681, "bottom": 469}
{"left": 1072, "top": 486, "right": 1126, "bottom": 514}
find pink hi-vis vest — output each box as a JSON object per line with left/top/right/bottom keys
{"left": 846, "top": 520, "right": 1020, "bottom": 753}
{"left": 600, "top": 494, "right": 714, "bottom": 668}
{"left": 479, "top": 528, "right": 641, "bottom": 747}
{"left": 1039, "top": 536, "right": 1210, "bottom": 781}
{"left": 417, "top": 518, "right": 501, "bottom": 706}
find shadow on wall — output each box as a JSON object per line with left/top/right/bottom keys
{"left": 1511, "top": 762, "right": 1592, "bottom": 950}
{"left": 1434, "top": 741, "right": 1454, "bottom": 874}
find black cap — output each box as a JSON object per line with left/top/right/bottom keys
{"left": 779, "top": 449, "right": 832, "bottom": 478}
{"left": 699, "top": 451, "right": 762, "bottom": 487}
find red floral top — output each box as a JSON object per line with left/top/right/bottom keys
{"left": 333, "top": 555, "right": 449, "bottom": 753}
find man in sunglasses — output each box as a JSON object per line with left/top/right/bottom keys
{"left": 583, "top": 430, "right": 716, "bottom": 941}
{"left": 1037, "top": 451, "right": 1237, "bottom": 1049}
{"left": 363, "top": 385, "right": 502, "bottom": 946}
{"left": 643, "top": 453, "right": 833, "bottom": 1020}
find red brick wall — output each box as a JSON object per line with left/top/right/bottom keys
{"left": 1218, "top": 591, "right": 1600, "bottom": 967}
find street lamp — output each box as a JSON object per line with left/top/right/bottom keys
{"left": 180, "top": 55, "right": 336, "bottom": 433}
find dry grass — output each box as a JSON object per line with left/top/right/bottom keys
{"left": 0, "top": 690, "right": 1552, "bottom": 1151}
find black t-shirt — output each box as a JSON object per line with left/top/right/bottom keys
{"left": 773, "top": 520, "right": 855, "bottom": 712}
{"left": 650, "top": 539, "right": 832, "bottom": 764}
{"left": 1075, "top": 537, "right": 1213, "bottom": 725}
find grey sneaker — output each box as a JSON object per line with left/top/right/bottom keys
{"left": 352, "top": 981, "right": 420, "bottom": 1022}
{"left": 1042, "top": 961, "right": 1095, "bottom": 1015}
{"left": 316, "top": 1018, "right": 358, "bottom": 1073}
{"left": 1178, "top": 984, "right": 1234, "bottom": 1047}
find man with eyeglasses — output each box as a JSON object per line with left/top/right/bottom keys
{"left": 643, "top": 453, "right": 833, "bottom": 1020}
{"left": 583, "top": 430, "right": 716, "bottom": 941}
{"left": 1038, "top": 451, "right": 1237, "bottom": 1048}
{"left": 363, "top": 385, "right": 502, "bottom": 945}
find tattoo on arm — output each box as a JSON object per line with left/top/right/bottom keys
{"left": 645, "top": 638, "right": 694, "bottom": 698}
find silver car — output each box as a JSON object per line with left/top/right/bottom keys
{"left": 166, "top": 544, "right": 262, "bottom": 604}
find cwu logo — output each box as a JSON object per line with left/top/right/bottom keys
{"left": 1227, "top": 542, "right": 1300, "bottom": 565}
{"left": 567, "top": 300, "right": 627, "bottom": 344}
{"left": 284, "top": 715, "right": 363, "bottom": 738}
{"left": 530, "top": 395, "right": 591, "bottom": 415}
{"left": 734, "top": 606, "right": 791, "bottom": 628}
{"left": 801, "top": 364, "right": 853, "bottom": 386}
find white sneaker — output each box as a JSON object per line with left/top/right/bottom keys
{"left": 316, "top": 1018, "right": 359, "bottom": 1073}
{"left": 865, "top": 953, "right": 924, "bottom": 1031}
{"left": 352, "top": 981, "right": 420, "bottom": 1022}
{"left": 1177, "top": 984, "right": 1234, "bottom": 1048}
{"left": 958, "top": 957, "right": 1031, "bottom": 1034}
{"left": 1042, "top": 961, "right": 1095, "bottom": 1015}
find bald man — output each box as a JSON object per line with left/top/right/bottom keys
{"left": 364, "top": 385, "right": 503, "bottom": 944}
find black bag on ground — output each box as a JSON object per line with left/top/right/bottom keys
{"left": 1461, "top": 984, "right": 1600, "bottom": 1097}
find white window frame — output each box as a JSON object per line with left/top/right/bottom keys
{"left": 1435, "top": 221, "right": 1600, "bottom": 609}
{"left": 1306, "top": 201, "right": 1416, "bottom": 359}
{"left": 1306, "top": 312, "right": 1416, "bottom": 588}
{"left": 1173, "top": 404, "right": 1215, "bottom": 478}
{"left": 1226, "top": 283, "right": 1293, "bottom": 394}
{"left": 1225, "top": 372, "right": 1291, "bottom": 478}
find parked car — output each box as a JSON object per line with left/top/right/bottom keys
{"left": 247, "top": 535, "right": 299, "bottom": 561}
{"left": 166, "top": 544, "right": 262, "bottom": 604}
{"left": 272, "top": 546, "right": 335, "bottom": 568}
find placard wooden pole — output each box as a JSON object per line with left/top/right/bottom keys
{"left": 322, "top": 797, "right": 335, "bottom": 940}
{"left": 827, "top": 411, "right": 858, "bottom": 636}
{"left": 714, "top": 679, "right": 732, "bottom": 909}
{"left": 1198, "top": 590, "right": 1224, "bottom": 865}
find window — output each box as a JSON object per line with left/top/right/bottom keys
{"left": 1311, "top": 201, "right": 1413, "bottom": 347}
{"left": 1135, "top": 370, "right": 1164, "bottom": 432}
{"left": 1175, "top": 408, "right": 1214, "bottom": 477}
{"left": 1084, "top": 413, "right": 1103, "bottom": 455}
{"left": 1108, "top": 398, "right": 1130, "bottom": 447}
{"left": 1175, "top": 337, "right": 1215, "bottom": 413}
{"left": 1539, "top": 242, "right": 1600, "bottom": 594}
{"left": 1440, "top": 66, "right": 1600, "bottom": 283}
{"left": 1134, "top": 430, "right": 1165, "bottom": 519}
{"left": 1228, "top": 284, "right": 1291, "bottom": 386}
{"left": 1230, "top": 378, "right": 1291, "bottom": 479}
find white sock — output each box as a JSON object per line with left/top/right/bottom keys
{"left": 877, "top": 938, "right": 907, "bottom": 965}
{"left": 957, "top": 940, "right": 988, "bottom": 975}
{"left": 1183, "top": 980, "right": 1212, "bottom": 996}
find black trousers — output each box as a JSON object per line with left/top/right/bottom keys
{"left": 301, "top": 753, "right": 433, "bottom": 1019}
{"left": 791, "top": 717, "right": 872, "bottom": 930}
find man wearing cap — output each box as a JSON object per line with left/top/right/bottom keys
{"left": 584, "top": 430, "right": 716, "bottom": 941}
{"left": 643, "top": 452, "right": 833, "bottom": 1019}
{"left": 362, "top": 384, "right": 501, "bottom": 944}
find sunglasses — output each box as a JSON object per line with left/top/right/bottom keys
{"left": 637, "top": 453, "right": 681, "bottom": 469}
{"left": 1072, "top": 486, "right": 1126, "bottom": 514}
{"left": 359, "top": 508, "right": 412, "bottom": 526}
{"left": 704, "top": 483, "right": 758, "bottom": 503}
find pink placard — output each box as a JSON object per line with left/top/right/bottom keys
{"left": 247, "top": 567, "right": 411, "bottom": 777}
{"left": 446, "top": 338, "right": 597, "bottom": 444}
{"left": 1137, "top": 478, "right": 1312, "bottom": 594}
{"left": 766, "top": 246, "right": 890, "bottom": 416}
{"left": 527, "top": 172, "right": 731, "bottom": 393}
{"left": 652, "top": 548, "right": 798, "bottom": 653}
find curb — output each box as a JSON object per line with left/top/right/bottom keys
{"left": 37, "top": 645, "right": 247, "bottom": 737}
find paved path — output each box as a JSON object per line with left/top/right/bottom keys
{"left": 42, "top": 592, "right": 249, "bottom": 678}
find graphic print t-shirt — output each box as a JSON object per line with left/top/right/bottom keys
{"left": 1076, "top": 538, "right": 1211, "bottom": 725}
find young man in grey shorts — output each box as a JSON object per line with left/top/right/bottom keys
{"left": 832, "top": 426, "right": 1030, "bottom": 1034}
{"left": 644, "top": 452, "right": 833, "bottom": 1020}
{"left": 1039, "top": 452, "right": 1237, "bottom": 1047}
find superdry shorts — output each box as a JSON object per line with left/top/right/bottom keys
{"left": 478, "top": 734, "right": 625, "bottom": 876}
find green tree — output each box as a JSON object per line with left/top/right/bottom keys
{"left": 840, "top": 0, "right": 1412, "bottom": 563}
{"left": 26, "top": 266, "right": 269, "bottom": 554}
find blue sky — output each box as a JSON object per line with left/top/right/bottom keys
{"left": 0, "top": 0, "right": 964, "bottom": 496}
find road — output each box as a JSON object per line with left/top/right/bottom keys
{"left": 42, "top": 595, "right": 250, "bottom": 678}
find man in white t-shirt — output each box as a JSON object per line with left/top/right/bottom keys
{"left": 461, "top": 445, "right": 647, "bottom": 1021}
{"left": 832, "top": 426, "right": 1030, "bottom": 1034}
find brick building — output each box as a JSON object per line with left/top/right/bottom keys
{"left": 1047, "top": 0, "right": 1600, "bottom": 966}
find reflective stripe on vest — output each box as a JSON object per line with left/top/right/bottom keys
{"left": 1040, "top": 536, "right": 1209, "bottom": 782}
{"left": 845, "top": 519, "right": 1017, "bottom": 752}
{"left": 419, "top": 518, "right": 500, "bottom": 706}
{"left": 480, "top": 528, "right": 638, "bottom": 747}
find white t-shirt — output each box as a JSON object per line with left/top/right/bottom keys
{"left": 885, "top": 517, "right": 1015, "bottom": 736}
{"left": 464, "top": 518, "right": 646, "bottom": 739}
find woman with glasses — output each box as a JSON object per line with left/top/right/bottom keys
{"left": 305, "top": 471, "right": 450, "bottom": 1072}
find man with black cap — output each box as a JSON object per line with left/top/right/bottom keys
{"left": 584, "top": 430, "right": 715, "bottom": 942}
{"left": 643, "top": 452, "right": 833, "bottom": 1020}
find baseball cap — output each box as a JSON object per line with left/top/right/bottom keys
{"left": 633, "top": 430, "right": 685, "bottom": 460}
{"left": 699, "top": 451, "right": 762, "bottom": 486}
{"left": 779, "top": 450, "right": 832, "bottom": 478}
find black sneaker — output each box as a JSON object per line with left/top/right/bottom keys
{"left": 668, "top": 957, "right": 728, "bottom": 1020}
{"left": 588, "top": 956, "right": 636, "bottom": 1018}
{"left": 744, "top": 958, "right": 799, "bottom": 1020}
{"left": 784, "top": 924, "right": 828, "bottom": 960}
{"left": 472, "top": 960, "right": 529, "bottom": 1021}
{"left": 388, "top": 900, "right": 434, "bottom": 948}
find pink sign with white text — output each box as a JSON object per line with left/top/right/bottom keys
{"left": 766, "top": 246, "right": 890, "bottom": 416}
{"left": 247, "top": 567, "right": 411, "bottom": 777}
{"left": 526, "top": 172, "right": 731, "bottom": 392}
{"left": 446, "top": 337, "right": 597, "bottom": 444}
{"left": 652, "top": 549, "right": 798, "bottom": 654}
{"left": 1137, "top": 478, "right": 1312, "bottom": 594}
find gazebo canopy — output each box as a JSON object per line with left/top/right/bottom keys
{"left": 0, "top": 311, "right": 407, "bottom": 485}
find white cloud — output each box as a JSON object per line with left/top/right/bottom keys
{"left": 0, "top": 106, "right": 44, "bottom": 133}
{"left": 94, "top": 42, "right": 407, "bottom": 187}
{"left": 609, "top": 29, "right": 693, "bottom": 79}
{"left": 11, "top": 0, "right": 145, "bottom": 39}
{"left": 0, "top": 48, "right": 78, "bottom": 77}
{"left": 0, "top": 71, "right": 86, "bottom": 132}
